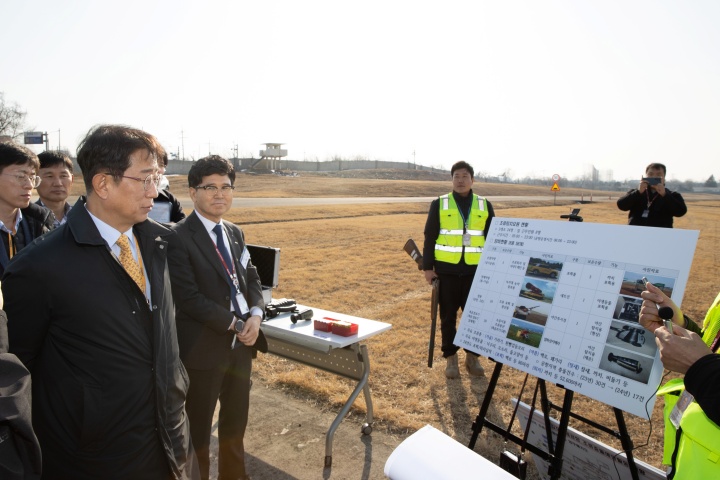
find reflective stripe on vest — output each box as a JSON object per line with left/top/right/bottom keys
{"left": 434, "top": 193, "right": 488, "bottom": 265}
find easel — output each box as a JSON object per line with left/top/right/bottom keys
{"left": 468, "top": 360, "right": 641, "bottom": 480}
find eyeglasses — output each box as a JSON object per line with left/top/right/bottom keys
{"left": 1, "top": 172, "right": 42, "bottom": 188}
{"left": 117, "top": 173, "right": 161, "bottom": 191}
{"left": 194, "top": 185, "right": 235, "bottom": 194}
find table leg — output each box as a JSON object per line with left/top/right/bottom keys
{"left": 324, "top": 343, "right": 372, "bottom": 467}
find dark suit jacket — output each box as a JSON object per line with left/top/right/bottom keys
{"left": 167, "top": 211, "right": 267, "bottom": 371}
{"left": 3, "top": 198, "right": 197, "bottom": 479}
{"left": 0, "top": 204, "right": 54, "bottom": 277}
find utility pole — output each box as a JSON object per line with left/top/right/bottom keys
{"left": 180, "top": 129, "right": 187, "bottom": 160}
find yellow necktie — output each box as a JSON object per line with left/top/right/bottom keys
{"left": 117, "top": 234, "right": 146, "bottom": 293}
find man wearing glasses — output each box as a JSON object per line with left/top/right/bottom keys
{"left": 0, "top": 142, "right": 55, "bottom": 276}
{"left": 167, "top": 155, "right": 267, "bottom": 480}
{"left": 2, "top": 125, "right": 199, "bottom": 479}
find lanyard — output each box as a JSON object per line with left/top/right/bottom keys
{"left": 6, "top": 232, "right": 15, "bottom": 259}
{"left": 645, "top": 189, "right": 659, "bottom": 209}
{"left": 214, "top": 243, "right": 240, "bottom": 291}
{"left": 456, "top": 198, "right": 472, "bottom": 232}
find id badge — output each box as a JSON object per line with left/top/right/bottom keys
{"left": 669, "top": 390, "right": 694, "bottom": 429}
{"left": 235, "top": 292, "right": 250, "bottom": 315}
{"left": 641, "top": 209, "right": 650, "bottom": 218}
{"left": 462, "top": 233, "right": 471, "bottom": 246}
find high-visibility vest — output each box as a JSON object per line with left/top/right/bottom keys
{"left": 434, "top": 193, "right": 489, "bottom": 265}
{"left": 658, "top": 379, "right": 720, "bottom": 479}
{"left": 658, "top": 291, "right": 720, "bottom": 478}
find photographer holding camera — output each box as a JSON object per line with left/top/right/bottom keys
{"left": 617, "top": 162, "right": 687, "bottom": 228}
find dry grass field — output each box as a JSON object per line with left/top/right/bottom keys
{"left": 74, "top": 172, "right": 720, "bottom": 475}
{"left": 207, "top": 174, "right": 718, "bottom": 476}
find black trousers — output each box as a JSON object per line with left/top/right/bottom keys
{"left": 437, "top": 272, "right": 479, "bottom": 358}
{"left": 185, "top": 343, "right": 252, "bottom": 480}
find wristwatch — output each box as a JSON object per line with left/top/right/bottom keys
{"left": 231, "top": 317, "right": 245, "bottom": 334}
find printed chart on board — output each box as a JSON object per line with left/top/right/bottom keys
{"left": 454, "top": 218, "right": 699, "bottom": 417}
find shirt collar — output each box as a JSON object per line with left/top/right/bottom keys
{"left": 0, "top": 209, "right": 22, "bottom": 234}
{"left": 195, "top": 210, "right": 223, "bottom": 237}
{"left": 84, "top": 204, "right": 134, "bottom": 253}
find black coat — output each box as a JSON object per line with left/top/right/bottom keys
{"left": 0, "top": 204, "right": 54, "bottom": 276}
{"left": 0, "top": 309, "right": 41, "bottom": 480}
{"left": 616, "top": 188, "right": 687, "bottom": 228}
{"left": 167, "top": 211, "right": 267, "bottom": 370}
{"left": 2, "top": 199, "right": 198, "bottom": 480}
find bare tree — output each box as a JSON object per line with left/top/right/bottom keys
{"left": 0, "top": 93, "right": 28, "bottom": 140}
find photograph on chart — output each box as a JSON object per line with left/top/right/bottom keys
{"left": 506, "top": 318, "right": 545, "bottom": 348}
{"left": 512, "top": 298, "right": 550, "bottom": 326}
{"left": 518, "top": 277, "right": 557, "bottom": 304}
{"left": 612, "top": 295, "right": 644, "bottom": 323}
{"left": 618, "top": 271, "right": 676, "bottom": 299}
{"left": 525, "top": 257, "right": 563, "bottom": 281}
{"left": 605, "top": 320, "right": 658, "bottom": 358}
{"left": 598, "top": 344, "right": 653, "bottom": 384}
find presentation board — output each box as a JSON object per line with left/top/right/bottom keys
{"left": 455, "top": 218, "right": 698, "bottom": 417}
{"left": 513, "top": 399, "right": 665, "bottom": 480}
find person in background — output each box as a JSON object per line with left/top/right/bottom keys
{"left": 36, "top": 151, "right": 74, "bottom": 227}
{"left": 616, "top": 163, "right": 687, "bottom": 228}
{"left": 3, "top": 125, "right": 198, "bottom": 479}
{"left": 640, "top": 283, "right": 720, "bottom": 479}
{"left": 167, "top": 155, "right": 266, "bottom": 480}
{"left": 0, "top": 143, "right": 54, "bottom": 277}
{"left": 422, "top": 160, "right": 494, "bottom": 379}
{"left": 148, "top": 148, "right": 185, "bottom": 224}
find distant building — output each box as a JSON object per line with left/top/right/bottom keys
{"left": 259, "top": 143, "right": 287, "bottom": 170}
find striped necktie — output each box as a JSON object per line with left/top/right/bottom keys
{"left": 117, "top": 234, "right": 146, "bottom": 293}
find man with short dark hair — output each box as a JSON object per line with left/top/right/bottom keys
{"left": 0, "top": 142, "right": 54, "bottom": 276}
{"left": 3, "top": 125, "right": 198, "bottom": 479}
{"left": 36, "top": 150, "right": 74, "bottom": 227}
{"left": 168, "top": 155, "right": 267, "bottom": 480}
{"left": 422, "top": 161, "right": 494, "bottom": 378}
{"left": 617, "top": 163, "right": 687, "bottom": 228}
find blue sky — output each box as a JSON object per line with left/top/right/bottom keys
{"left": 1, "top": 0, "right": 718, "bottom": 182}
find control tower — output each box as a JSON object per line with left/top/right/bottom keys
{"left": 259, "top": 143, "right": 287, "bottom": 170}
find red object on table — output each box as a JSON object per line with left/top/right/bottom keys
{"left": 331, "top": 320, "right": 358, "bottom": 337}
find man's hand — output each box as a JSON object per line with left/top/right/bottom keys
{"left": 654, "top": 325, "right": 712, "bottom": 374}
{"left": 652, "top": 182, "right": 667, "bottom": 197}
{"left": 638, "top": 178, "right": 648, "bottom": 193}
{"left": 424, "top": 270, "right": 437, "bottom": 285}
{"left": 236, "top": 314, "right": 262, "bottom": 346}
{"left": 640, "top": 282, "right": 683, "bottom": 333}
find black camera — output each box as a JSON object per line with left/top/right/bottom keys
{"left": 643, "top": 177, "right": 661, "bottom": 186}
{"left": 290, "top": 308, "right": 313, "bottom": 324}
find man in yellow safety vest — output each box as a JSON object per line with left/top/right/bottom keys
{"left": 422, "top": 161, "right": 494, "bottom": 379}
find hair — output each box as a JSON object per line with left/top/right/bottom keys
{"left": 77, "top": 125, "right": 159, "bottom": 191}
{"left": 188, "top": 155, "right": 235, "bottom": 188}
{"left": 451, "top": 160, "right": 474, "bottom": 178}
{"left": 157, "top": 145, "right": 169, "bottom": 167}
{"left": 38, "top": 150, "right": 74, "bottom": 173}
{"left": 0, "top": 142, "right": 40, "bottom": 173}
{"left": 645, "top": 163, "right": 666, "bottom": 176}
